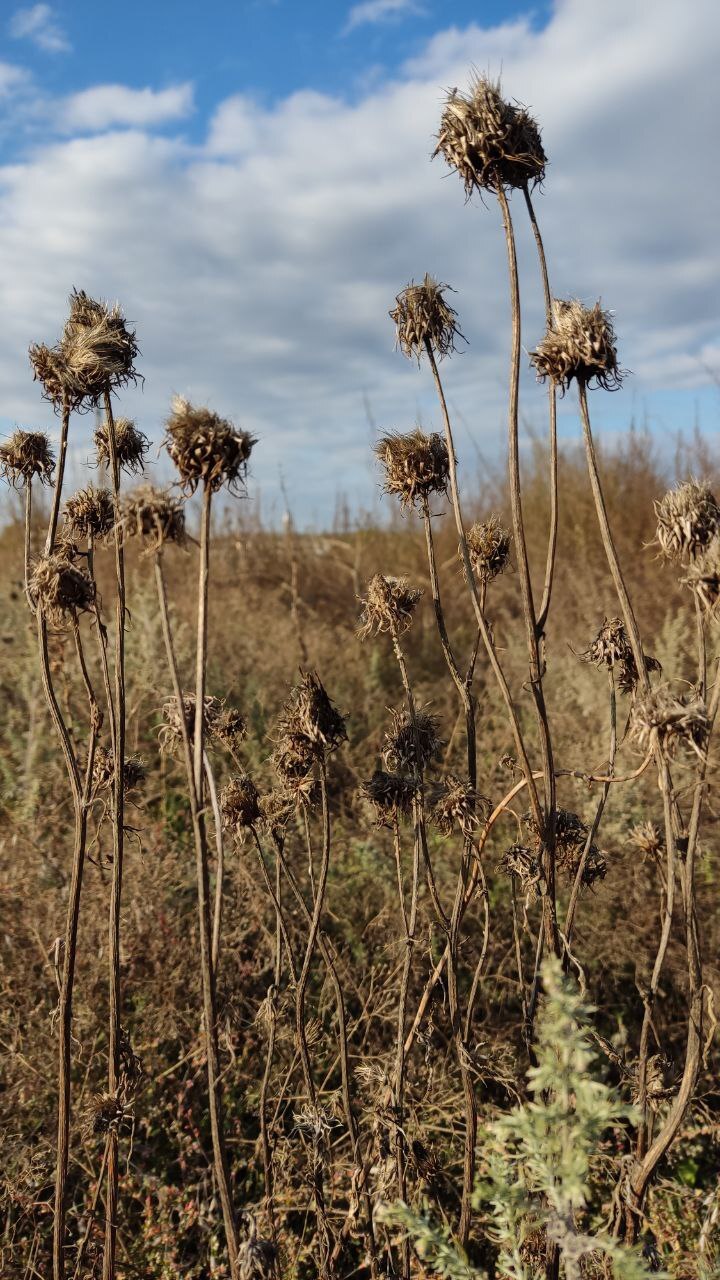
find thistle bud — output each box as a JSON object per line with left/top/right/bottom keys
{"left": 0, "top": 430, "right": 55, "bottom": 486}
{"left": 64, "top": 486, "right": 116, "bottom": 540}
{"left": 374, "top": 429, "right": 449, "bottom": 509}
{"left": 164, "top": 396, "right": 256, "bottom": 495}
{"left": 466, "top": 516, "right": 511, "bottom": 583}
{"left": 654, "top": 480, "right": 720, "bottom": 561}
{"left": 357, "top": 574, "right": 423, "bottom": 640}
{"left": 433, "top": 75, "right": 546, "bottom": 195}
{"left": 390, "top": 275, "right": 462, "bottom": 362}
{"left": 530, "top": 299, "right": 622, "bottom": 392}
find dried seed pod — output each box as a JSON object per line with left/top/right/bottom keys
{"left": 60, "top": 289, "right": 140, "bottom": 407}
{"left": 85, "top": 1091, "right": 125, "bottom": 1137}
{"left": 280, "top": 670, "right": 346, "bottom": 753}
{"left": 433, "top": 75, "right": 546, "bottom": 195}
{"left": 272, "top": 730, "right": 317, "bottom": 786}
{"left": 361, "top": 769, "right": 415, "bottom": 824}
{"left": 92, "top": 747, "right": 146, "bottom": 795}
{"left": 629, "top": 686, "right": 709, "bottom": 759}
{"left": 499, "top": 844, "right": 542, "bottom": 898}
{"left": 210, "top": 704, "right": 247, "bottom": 752}
{"left": 682, "top": 540, "right": 720, "bottom": 618}
{"left": 526, "top": 808, "right": 607, "bottom": 888}
{"left": 390, "top": 275, "right": 463, "bottom": 362}
{"left": 64, "top": 486, "right": 116, "bottom": 540}
{"left": 94, "top": 417, "right": 149, "bottom": 475}
{"left": 0, "top": 430, "right": 55, "bottom": 486}
{"left": 581, "top": 617, "right": 633, "bottom": 670}
{"left": 654, "top": 480, "right": 720, "bottom": 561}
{"left": 629, "top": 821, "right": 663, "bottom": 861}
{"left": 466, "top": 515, "right": 511, "bottom": 583}
{"left": 383, "top": 705, "right": 443, "bottom": 774}
{"left": 429, "top": 775, "right": 488, "bottom": 838}
{"left": 121, "top": 484, "right": 186, "bottom": 549}
{"left": 357, "top": 574, "right": 423, "bottom": 640}
{"left": 28, "top": 342, "right": 71, "bottom": 408}
{"left": 616, "top": 650, "right": 662, "bottom": 696}
{"left": 530, "top": 299, "right": 622, "bottom": 392}
{"left": 221, "top": 775, "right": 261, "bottom": 838}
{"left": 374, "top": 429, "right": 449, "bottom": 509}
{"left": 164, "top": 396, "right": 256, "bottom": 494}
{"left": 159, "top": 693, "right": 226, "bottom": 755}
{"left": 30, "top": 552, "right": 95, "bottom": 626}
{"left": 259, "top": 788, "right": 296, "bottom": 838}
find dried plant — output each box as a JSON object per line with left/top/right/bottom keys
{"left": 434, "top": 74, "right": 546, "bottom": 194}
{"left": 390, "top": 274, "right": 463, "bottom": 361}
{"left": 63, "top": 486, "right": 116, "bottom": 540}
{"left": 382, "top": 704, "right": 443, "bottom": 774}
{"left": 466, "top": 515, "right": 511, "bottom": 584}
{"left": 30, "top": 551, "right": 95, "bottom": 626}
{"left": 95, "top": 417, "right": 149, "bottom": 474}
{"left": 654, "top": 480, "right": 720, "bottom": 561}
{"left": 221, "top": 774, "right": 262, "bottom": 838}
{"left": 530, "top": 298, "right": 623, "bottom": 392}
{"left": 357, "top": 573, "right": 423, "bottom": 639}
{"left": 629, "top": 686, "right": 709, "bottom": 758}
{"left": 164, "top": 396, "right": 256, "bottom": 494}
{"left": 120, "top": 484, "right": 186, "bottom": 549}
{"left": 375, "top": 428, "right": 449, "bottom": 508}
{"left": 0, "top": 429, "right": 55, "bottom": 486}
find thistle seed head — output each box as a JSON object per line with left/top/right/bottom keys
{"left": 390, "top": 275, "right": 463, "bottom": 362}
{"left": 85, "top": 1091, "right": 126, "bottom": 1137}
{"left": 357, "top": 574, "right": 423, "bottom": 640}
{"left": 433, "top": 75, "right": 546, "bottom": 195}
{"left": 629, "top": 821, "right": 663, "bottom": 861}
{"left": 120, "top": 485, "right": 186, "bottom": 550}
{"left": 374, "top": 429, "right": 449, "bottom": 509}
{"left": 160, "top": 693, "right": 240, "bottom": 755}
{"left": 466, "top": 515, "right": 511, "bottom": 583}
{"left": 221, "top": 775, "right": 261, "bottom": 838}
{"left": 654, "top": 480, "right": 720, "bottom": 561}
{"left": 280, "top": 671, "right": 346, "bottom": 753}
{"left": 30, "top": 552, "right": 95, "bottom": 626}
{"left": 28, "top": 342, "right": 70, "bottom": 408}
{"left": 530, "top": 299, "right": 622, "bottom": 392}
{"left": 581, "top": 617, "right": 632, "bottom": 669}
{"left": 360, "top": 769, "right": 415, "bottom": 824}
{"left": 94, "top": 417, "right": 149, "bottom": 475}
{"left": 259, "top": 789, "right": 296, "bottom": 837}
{"left": 527, "top": 808, "right": 607, "bottom": 888}
{"left": 429, "top": 775, "right": 488, "bottom": 838}
{"left": 0, "top": 430, "right": 55, "bottom": 486}
{"left": 682, "top": 540, "right": 720, "bottom": 618}
{"left": 63, "top": 486, "right": 116, "bottom": 540}
{"left": 164, "top": 396, "right": 256, "bottom": 494}
{"left": 211, "top": 704, "right": 247, "bottom": 752}
{"left": 382, "top": 705, "right": 442, "bottom": 774}
{"left": 499, "top": 844, "right": 542, "bottom": 898}
{"left": 60, "top": 290, "right": 140, "bottom": 408}
{"left": 92, "top": 747, "right": 146, "bottom": 795}
{"left": 629, "top": 686, "right": 709, "bottom": 759}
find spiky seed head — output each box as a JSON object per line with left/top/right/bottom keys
{"left": 92, "top": 746, "right": 146, "bottom": 795}
{"left": 466, "top": 515, "right": 511, "bottom": 582}
{"left": 259, "top": 789, "right": 296, "bottom": 837}
{"left": 682, "top": 540, "right": 720, "bottom": 618}
{"left": 581, "top": 617, "right": 632, "bottom": 669}
{"left": 221, "top": 775, "right": 261, "bottom": 838}
{"left": 211, "top": 704, "right": 247, "bottom": 751}
{"left": 433, "top": 75, "right": 546, "bottom": 195}
{"left": 279, "top": 671, "right": 346, "bottom": 753}
{"left": 63, "top": 486, "right": 116, "bottom": 540}
{"left": 120, "top": 484, "right": 186, "bottom": 550}
{"left": 85, "top": 1091, "right": 125, "bottom": 1137}
{"left": 0, "top": 430, "right": 55, "bottom": 486}
{"left": 530, "top": 299, "right": 622, "bottom": 392}
{"left": 499, "top": 844, "right": 542, "bottom": 897}
{"left": 616, "top": 650, "right": 662, "bottom": 696}
{"left": 654, "top": 480, "right": 720, "bottom": 561}
{"left": 30, "top": 552, "right": 95, "bottom": 626}
{"left": 374, "top": 429, "right": 449, "bottom": 508}
{"left": 60, "top": 290, "right": 140, "bottom": 408}
{"left": 357, "top": 574, "right": 423, "bottom": 641}
{"left": 382, "top": 705, "right": 443, "bottom": 774}
{"left": 28, "top": 342, "right": 70, "bottom": 408}
{"left": 360, "top": 769, "right": 415, "bottom": 824}
{"left": 629, "top": 686, "right": 709, "bottom": 759}
{"left": 629, "top": 821, "right": 663, "bottom": 861}
{"left": 272, "top": 730, "right": 317, "bottom": 787}
{"left": 390, "top": 275, "right": 463, "bottom": 362}
{"left": 526, "top": 808, "right": 607, "bottom": 888}
{"left": 429, "top": 775, "right": 488, "bottom": 838}
{"left": 94, "top": 417, "right": 149, "bottom": 475}
{"left": 164, "top": 396, "right": 256, "bottom": 494}
{"left": 159, "top": 693, "right": 226, "bottom": 755}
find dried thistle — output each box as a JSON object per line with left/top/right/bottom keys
{"left": 28, "top": 342, "right": 70, "bottom": 408}
{"left": 159, "top": 693, "right": 243, "bottom": 755}
{"left": 682, "top": 540, "right": 720, "bottom": 618}
{"left": 164, "top": 396, "right": 256, "bottom": 495}
{"left": 530, "top": 299, "right": 622, "bottom": 392}
{"left": 272, "top": 730, "right": 317, "bottom": 788}
{"left": 361, "top": 769, "right": 415, "bottom": 824}
{"left": 211, "top": 704, "right": 247, "bottom": 752}
{"left": 654, "top": 480, "right": 720, "bottom": 562}
{"left": 374, "top": 429, "right": 449, "bottom": 508}
{"left": 120, "top": 484, "right": 186, "bottom": 550}
{"left": 629, "top": 686, "right": 709, "bottom": 759}
{"left": 581, "top": 617, "right": 633, "bottom": 670}
{"left": 499, "top": 844, "right": 542, "bottom": 899}
{"left": 466, "top": 515, "right": 511, "bottom": 583}
{"left": 84, "top": 1091, "right": 126, "bottom": 1138}
{"left": 259, "top": 789, "right": 296, "bottom": 838}
{"left": 357, "top": 573, "right": 423, "bottom": 640}
{"left": 94, "top": 417, "right": 149, "bottom": 475}
{"left": 280, "top": 671, "right": 346, "bottom": 753}
{"left": 433, "top": 75, "right": 546, "bottom": 195}
{"left": 92, "top": 747, "right": 146, "bottom": 796}
{"left": 64, "top": 486, "right": 116, "bottom": 540}
{"left": 526, "top": 808, "right": 607, "bottom": 888}
{"left": 382, "top": 705, "right": 442, "bottom": 774}
{"left": 60, "top": 289, "right": 140, "bottom": 407}
{"left": 0, "top": 430, "right": 55, "bottom": 486}
{"left": 30, "top": 552, "right": 95, "bottom": 626}
{"left": 629, "top": 821, "right": 663, "bottom": 861}
{"left": 221, "top": 775, "right": 261, "bottom": 838}
{"left": 429, "top": 775, "right": 488, "bottom": 838}
{"left": 390, "top": 274, "right": 463, "bottom": 362}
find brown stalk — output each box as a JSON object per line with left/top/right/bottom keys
{"left": 564, "top": 669, "right": 617, "bottom": 946}
{"left": 205, "top": 752, "right": 225, "bottom": 975}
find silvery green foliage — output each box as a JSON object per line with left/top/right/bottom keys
{"left": 376, "top": 1202, "right": 475, "bottom": 1280}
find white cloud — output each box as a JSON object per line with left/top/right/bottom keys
{"left": 59, "top": 83, "right": 194, "bottom": 133}
{"left": 344, "top": 0, "right": 423, "bottom": 33}
{"left": 0, "top": 0, "right": 718, "bottom": 523}
{"left": 9, "top": 4, "right": 70, "bottom": 54}
{"left": 0, "top": 61, "right": 29, "bottom": 97}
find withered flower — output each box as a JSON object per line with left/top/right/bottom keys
{"left": 526, "top": 808, "right": 607, "bottom": 888}
{"left": 0, "top": 430, "right": 55, "bottom": 486}
{"left": 383, "top": 705, "right": 442, "bottom": 774}
{"left": 221, "top": 775, "right": 261, "bottom": 838}
{"left": 280, "top": 670, "right": 346, "bottom": 753}
{"left": 630, "top": 686, "right": 709, "bottom": 759}
{"left": 92, "top": 747, "right": 146, "bottom": 795}
{"left": 629, "top": 821, "right": 663, "bottom": 861}
{"left": 85, "top": 1091, "right": 126, "bottom": 1137}
{"left": 64, "top": 486, "right": 116, "bottom": 540}
{"left": 581, "top": 617, "right": 632, "bottom": 670}
{"left": 259, "top": 789, "right": 296, "bottom": 838}
{"left": 121, "top": 485, "right": 186, "bottom": 550}
{"left": 29, "top": 342, "right": 70, "bottom": 408}
{"left": 530, "top": 299, "right": 622, "bottom": 392}
{"left": 357, "top": 573, "right": 423, "bottom": 640}
{"left": 160, "top": 693, "right": 225, "bottom": 755}
{"left": 60, "top": 289, "right": 139, "bottom": 407}
{"left": 237, "top": 1226, "right": 277, "bottom": 1280}
{"left": 429, "top": 775, "right": 488, "bottom": 838}
{"left": 682, "top": 540, "right": 720, "bottom": 619}
{"left": 361, "top": 769, "right": 415, "bottom": 824}
{"left": 433, "top": 75, "right": 546, "bottom": 195}
{"left": 654, "top": 480, "right": 720, "bottom": 561}
{"left": 164, "top": 396, "right": 256, "bottom": 494}
{"left": 390, "top": 275, "right": 463, "bottom": 362}
{"left": 211, "top": 704, "right": 247, "bottom": 752}
{"left": 30, "top": 552, "right": 95, "bottom": 626}
{"left": 94, "top": 417, "right": 149, "bottom": 475}
{"left": 374, "top": 429, "right": 449, "bottom": 509}
{"left": 466, "top": 515, "right": 511, "bottom": 583}
{"left": 500, "top": 844, "right": 542, "bottom": 899}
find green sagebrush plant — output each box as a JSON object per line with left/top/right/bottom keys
{"left": 381, "top": 959, "right": 664, "bottom": 1280}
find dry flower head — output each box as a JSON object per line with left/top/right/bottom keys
{"left": 361, "top": 769, "right": 415, "bottom": 824}
{"left": 630, "top": 686, "right": 709, "bottom": 759}
{"left": 382, "top": 705, "right": 442, "bottom": 774}
{"left": 64, "top": 486, "right": 116, "bottom": 540}
{"left": 0, "top": 430, "right": 55, "bottom": 486}
{"left": 30, "top": 552, "right": 95, "bottom": 626}
{"left": 530, "top": 299, "right": 622, "bottom": 392}
{"left": 221, "top": 775, "right": 261, "bottom": 838}
{"left": 390, "top": 274, "right": 463, "bottom": 362}
{"left": 94, "top": 417, "right": 149, "bottom": 475}
{"left": 357, "top": 573, "right": 423, "bottom": 640}
{"left": 374, "top": 429, "right": 449, "bottom": 508}
{"left": 654, "top": 480, "right": 720, "bottom": 562}
{"left": 30, "top": 289, "right": 139, "bottom": 411}
{"left": 682, "top": 540, "right": 720, "bottom": 619}
{"left": 466, "top": 515, "right": 511, "bottom": 583}
{"left": 121, "top": 484, "right": 186, "bottom": 550}
{"left": 164, "top": 396, "right": 256, "bottom": 494}
{"left": 429, "top": 775, "right": 488, "bottom": 838}
{"left": 433, "top": 75, "right": 546, "bottom": 194}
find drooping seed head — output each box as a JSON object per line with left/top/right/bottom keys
{"left": 499, "top": 843, "right": 542, "bottom": 898}
{"left": 64, "top": 486, "right": 116, "bottom": 540}
{"left": 629, "top": 686, "right": 709, "bottom": 759}
{"left": 390, "top": 275, "right": 463, "bottom": 362}
{"left": 466, "top": 516, "right": 511, "bottom": 583}
{"left": 581, "top": 617, "right": 632, "bottom": 670}
{"left": 654, "top": 480, "right": 720, "bottom": 561}
{"left": 382, "top": 705, "right": 443, "bottom": 774}
{"left": 94, "top": 417, "right": 149, "bottom": 475}
{"left": 357, "top": 574, "right": 423, "bottom": 641}
{"left": 682, "top": 539, "right": 720, "bottom": 619}
{"left": 30, "top": 552, "right": 95, "bottom": 626}
{"left": 429, "top": 775, "right": 488, "bottom": 838}
{"left": 28, "top": 342, "right": 71, "bottom": 408}
{"left": 164, "top": 396, "right": 256, "bottom": 494}
{"left": 120, "top": 485, "right": 186, "bottom": 550}
{"left": 530, "top": 299, "right": 622, "bottom": 392}
{"left": 433, "top": 75, "right": 546, "bottom": 195}
{"left": 0, "top": 430, "right": 55, "bottom": 486}
{"left": 374, "top": 429, "right": 449, "bottom": 509}
{"left": 360, "top": 769, "right": 415, "bottom": 825}
{"left": 221, "top": 775, "right": 261, "bottom": 838}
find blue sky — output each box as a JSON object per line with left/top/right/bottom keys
{"left": 1, "top": 0, "right": 718, "bottom": 524}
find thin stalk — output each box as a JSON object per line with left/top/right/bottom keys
{"left": 564, "top": 670, "right": 617, "bottom": 945}
{"left": 44, "top": 394, "right": 70, "bottom": 554}
{"left": 24, "top": 481, "right": 34, "bottom": 611}
{"left": 205, "top": 752, "right": 225, "bottom": 975}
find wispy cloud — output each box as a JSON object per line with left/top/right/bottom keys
{"left": 0, "top": 60, "right": 30, "bottom": 97}
{"left": 9, "top": 4, "right": 70, "bottom": 54}
{"left": 343, "top": 0, "right": 423, "bottom": 35}
{"left": 59, "top": 83, "right": 194, "bottom": 133}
